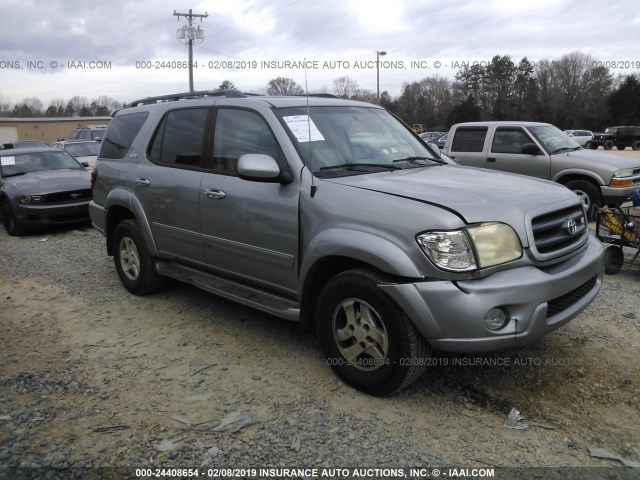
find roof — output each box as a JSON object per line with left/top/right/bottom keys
{"left": 453, "top": 121, "right": 552, "bottom": 127}
{"left": 0, "top": 147, "right": 57, "bottom": 155}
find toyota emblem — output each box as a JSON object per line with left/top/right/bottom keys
{"left": 564, "top": 218, "right": 577, "bottom": 235}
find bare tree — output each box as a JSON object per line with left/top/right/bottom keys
{"left": 333, "top": 76, "right": 359, "bottom": 99}
{"left": 266, "top": 77, "right": 304, "bottom": 96}
{"left": 218, "top": 80, "right": 236, "bottom": 90}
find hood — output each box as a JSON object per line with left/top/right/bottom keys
{"left": 553, "top": 148, "right": 640, "bottom": 171}
{"left": 324, "top": 165, "right": 581, "bottom": 244}
{"left": 5, "top": 169, "right": 90, "bottom": 194}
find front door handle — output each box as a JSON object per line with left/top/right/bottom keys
{"left": 136, "top": 178, "right": 151, "bottom": 186}
{"left": 487, "top": 157, "right": 496, "bottom": 162}
{"left": 204, "top": 188, "right": 226, "bottom": 199}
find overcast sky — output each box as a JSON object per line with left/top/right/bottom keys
{"left": 1, "top": 0, "right": 639, "bottom": 106}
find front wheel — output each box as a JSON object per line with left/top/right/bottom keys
{"left": 632, "top": 140, "right": 640, "bottom": 151}
{"left": 604, "top": 140, "right": 614, "bottom": 150}
{"left": 565, "top": 179, "right": 601, "bottom": 221}
{"left": 603, "top": 246, "right": 623, "bottom": 275}
{"left": 112, "top": 219, "right": 164, "bottom": 295}
{"left": 584, "top": 141, "right": 592, "bottom": 149}
{"left": 316, "top": 268, "right": 430, "bottom": 396}
{"left": 1, "top": 198, "right": 23, "bottom": 236}
{"left": 616, "top": 145, "right": 626, "bottom": 150}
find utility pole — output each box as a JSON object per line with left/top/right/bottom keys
{"left": 174, "top": 9, "right": 208, "bottom": 92}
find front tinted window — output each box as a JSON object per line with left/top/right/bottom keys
{"left": 451, "top": 127, "right": 487, "bottom": 152}
{"left": 101, "top": 112, "right": 149, "bottom": 159}
{"left": 212, "top": 108, "right": 281, "bottom": 173}
{"left": 148, "top": 108, "right": 208, "bottom": 167}
{"left": 491, "top": 128, "right": 532, "bottom": 154}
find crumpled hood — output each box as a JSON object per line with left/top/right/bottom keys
{"left": 325, "top": 165, "right": 581, "bottom": 245}
{"left": 6, "top": 169, "right": 91, "bottom": 194}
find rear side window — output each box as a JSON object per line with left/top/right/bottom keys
{"left": 100, "top": 112, "right": 149, "bottom": 159}
{"left": 451, "top": 127, "right": 487, "bottom": 152}
{"left": 148, "top": 108, "right": 209, "bottom": 167}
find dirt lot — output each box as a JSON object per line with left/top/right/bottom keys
{"left": 1, "top": 148, "right": 640, "bottom": 479}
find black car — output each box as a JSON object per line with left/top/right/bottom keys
{"left": 67, "top": 127, "right": 107, "bottom": 142}
{"left": 0, "top": 148, "right": 92, "bottom": 236}
{"left": 591, "top": 126, "right": 640, "bottom": 150}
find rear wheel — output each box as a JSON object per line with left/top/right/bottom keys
{"left": 565, "top": 179, "right": 601, "bottom": 221}
{"left": 112, "top": 219, "right": 164, "bottom": 295}
{"left": 1, "top": 198, "right": 23, "bottom": 236}
{"left": 632, "top": 140, "right": 640, "bottom": 151}
{"left": 604, "top": 140, "right": 614, "bottom": 150}
{"left": 316, "top": 268, "right": 430, "bottom": 396}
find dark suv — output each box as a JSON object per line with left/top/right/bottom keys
{"left": 67, "top": 127, "right": 107, "bottom": 142}
{"left": 591, "top": 126, "right": 640, "bottom": 150}
{"left": 89, "top": 89, "right": 603, "bottom": 395}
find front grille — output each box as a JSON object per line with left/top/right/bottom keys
{"left": 547, "top": 276, "right": 597, "bottom": 318}
{"left": 42, "top": 189, "right": 92, "bottom": 204}
{"left": 530, "top": 205, "right": 588, "bottom": 259}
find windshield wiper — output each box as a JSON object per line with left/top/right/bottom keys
{"left": 2, "top": 171, "right": 27, "bottom": 178}
{"left": 393, "top": 156, "right": 444, "bottom": 165}
{"left": 552, "top": 146, "right": 582, "bottom": 154}
{"left": 319, "top": 162, "right": 402, "bottom": 172}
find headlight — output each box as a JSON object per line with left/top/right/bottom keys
{"left": 19, "top": 195, "right": 43, "bottom": 204}
{"left": 610, "top": 169, "right": 634, "bottom": 187}
{"left": 417, "top": 223, "right": 522, "bottom": 272}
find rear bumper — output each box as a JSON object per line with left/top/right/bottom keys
{"left": 380, "top": 235, "right": 604, "bottom": 352}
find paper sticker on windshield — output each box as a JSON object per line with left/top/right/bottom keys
{"left": 0, "top": 156, "right": 15, "bottom": 166}
{"left": 283, "top": 115, "right": 325, "bottom": 142}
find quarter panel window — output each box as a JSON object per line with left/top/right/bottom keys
{"left": 100, "top": 112, "right": 149, "bottom": 159}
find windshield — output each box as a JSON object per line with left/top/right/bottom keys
{"left": 276, "top": 106, "right": 442, "bottom": 176}
{"left": 528, "top": 125, "right": 581, "bottom": 153}
{"left": 65, "top": 142, "right": 99, "bottom": 157}
{"left": 0, "top": 151, "right": 83, "bottom": 177}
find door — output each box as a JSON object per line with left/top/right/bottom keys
{"left": 200, "top": 107, "right": 299, "bottom": 295}
{"left": 486, "top": 127, "right": 551, "bottom": 179}
{"left": 135, "top": 107, "right": 209, "bottom": 263}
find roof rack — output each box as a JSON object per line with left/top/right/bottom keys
{"left": 125, "top": 89, "right": 248, "bottom": 108}
{"left": 292, "top": 93, "right": 340, "bottom": 99}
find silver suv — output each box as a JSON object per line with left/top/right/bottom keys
{"left": 90, "top": 90, "right": 603, "bottom": 395}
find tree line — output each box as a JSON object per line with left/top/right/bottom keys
{"left": 2, "top": 52, "right": 638, "bottom": 132}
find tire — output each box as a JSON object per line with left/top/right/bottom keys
{"left": 603, "top": 246, "right": 624, "bottom": 275}
{"left": 632, "top": 140, "right": 640, "bottom": 151}
{"left": 1, "top": 198, "right": 23, "bottom": 236}
{"left": 603, "top": 140, "right": 614, "bottom": 150}
{"left": 584, "top": 141, "right": 592, "bottom": 149}
{"left": 316, "top": 268, "right": 430, "bottom": 396}
{"left": 589, "top": 143, "right": 598, "bottom": 149}
{"left": 564, "top": 179, "right": 601, "bottom": 221}
{"left": 112, "top": 219, "right": 164, "bottom": 295}
{"left": 616, "top": 145, "right": 626, "bottom": 150}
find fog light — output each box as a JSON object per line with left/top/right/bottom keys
{"left": 484, "top": 308, "right": 509, "bottom": 330}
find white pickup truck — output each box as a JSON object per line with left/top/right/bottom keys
{"left": 442, "top": 121, "right": 640, "bottom": 217}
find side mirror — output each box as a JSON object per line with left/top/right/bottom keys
{"left": 427, "top": 143, "right": 441, "bottom": 158}
{"left": 237, "top": 154, "right": 291, "bottom": 183}
{"left": 521, "top": 143, "right": 542, "bottom": 155}
{"left": 80, "top": 161, "right": 90, "bottom": 167}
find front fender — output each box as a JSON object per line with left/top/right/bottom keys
{"left": 553, "top": 169, "right": 606, "bottom": 186}
{"left": 300, "top": 227, "right": 425, "bottom": 284}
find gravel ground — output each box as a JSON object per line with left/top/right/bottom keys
{"left": 1, "top": 218, "right": 639, "bottom": 480}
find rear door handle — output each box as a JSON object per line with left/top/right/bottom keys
{"left": 205, "top": 188, "right": 226, "bottom": 199}
{"left": 487, "top": 157, "right": 496, "bottom": 162}
{"left": 136, "top": 178, "right": 151, "bottom": 186}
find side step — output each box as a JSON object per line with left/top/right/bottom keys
{"left": 155, "top": 260, "right": 300, "bottom": 321}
